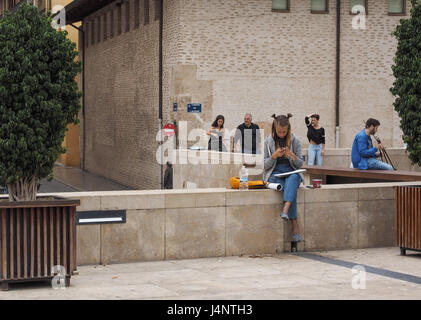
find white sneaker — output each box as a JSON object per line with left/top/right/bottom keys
{"left": 280, "top": 213, "right": 289, "bottom": 221}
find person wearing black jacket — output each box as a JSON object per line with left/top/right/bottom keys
{"left": 163, "top": 162, "right": 173, "bottom": 189}
{"left": 305, "top": 114, "right": 325, "bottom": 166}
{"left": 233, "top": 113, "right": 261, "bottom": 154}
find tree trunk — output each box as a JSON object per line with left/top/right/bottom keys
{"left": 6, "top": 176, "right": 38, "bottom": 202}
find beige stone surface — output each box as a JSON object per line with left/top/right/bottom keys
{"left": 101, "top": 209, "right": 165, "bottom": 264}
{"left": 304, "top": 202, "right": 359, "bottom": 251}
{"left": 339, "top": 1, "right": 413, "bottom": 149}
{"left": 134, "top": 209, "right": 166, "bottom": 261}
{"left": 172, "top": 148, "right": 421, "bottom": 189}
{"left": 42, "top": 182, "right": 421, "bottom": 264}
{"left": 165, "top": 193, "right": 196, "bottom": 208}
{"left": 74, "top": 196, "right": 101, "bottom": 211}
{"left": 304, "top": 188, "right": 359, "bottom": 203}
{"left": 225, "top": 189, "right": 285, "bottom": 206}
{"left": 76, "top": 0, "right": 417, "bottom": 190}
{"left": 165, "top": 207, "right": 226, "bottom": 260}
{"left": 283, "top": 203, "right": 305, "bottom": 243}
{"left": 164, "top": 190, "right": 225, "bottom": 208}
{"left": 101, "top": 194, "right": 165, "bottom": 210}
{"left": 358, "top": 200, "right": 396, "bottom": 248}
{"left": 83, "top": 0, "right": 161, "bottom": 190}
{"left": 194, "top": 192, "right": 226, "bottom": 208}
{"left": 3, "top": 248, "right": 421, "bottom": 300}
{"left": 226, "top": 204, "right": 283, "bottom": 256}
{"left": 76, "top": 224, "right": 101, "bottom": 266}
{"left": 358, "top": 187, "right": 395, "bottom": 201}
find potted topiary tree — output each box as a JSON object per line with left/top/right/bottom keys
{"left": 390, "top": 0, "right": 421, "bottom": 256}
{"left": 0, "top": 3, "right": 81, "bottom": 290}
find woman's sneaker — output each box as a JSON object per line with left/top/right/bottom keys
{"left": 280, "top": 213, "right": 289, "bottom": 221}
{"left": 292, "top": 233, "right": 302, "bottom": 242}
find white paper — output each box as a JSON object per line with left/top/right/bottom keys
{"left": 267, "top": 183, "right": 283, "bottom": 191}
{"left": 273, "top": 169, "right": 306, "bottom": 178}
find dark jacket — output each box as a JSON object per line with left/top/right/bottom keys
{"left": 234, "top": 123, "right": 261, "bottom": 154}
{"left": 164, "top": 167, "right": 173, "bottom": 189}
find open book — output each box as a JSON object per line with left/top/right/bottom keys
{"left": 274, "top": 169, "right": 306, "bottom": 178}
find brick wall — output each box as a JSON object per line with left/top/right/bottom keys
{"left": 80, "top": 0, "right": 411, "bottom": 189}
{"left": 83, "top": 0, "right": 161, "bottom": 189}
{"left": 166, "top": 0, "right": 410, "bottom": 149}
{"left": 339, "top": 0, "right": 411, "bottom": 148}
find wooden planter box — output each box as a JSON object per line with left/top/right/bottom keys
{"left": 396, "top": 186, "right": 421, "bottom": 255}
{"left": 0, "top": 196, "right": 80, "bottom": 291}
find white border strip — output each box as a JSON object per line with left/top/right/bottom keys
{"left": 79, "top": 217, "right": 123, "bottom": 223}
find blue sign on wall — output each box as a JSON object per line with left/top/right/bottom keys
{"left": 173, "top": 102, "right": 178, "bottom": 112}
{"left": 187, "top": 103, "right": 202, "bottom": 113}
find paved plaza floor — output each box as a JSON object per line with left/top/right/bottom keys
{"left": 1, "top": 247, "right": 420, "bottom": 300}
{"left": 37, "top": 164, "right": 132, "bottom": 193}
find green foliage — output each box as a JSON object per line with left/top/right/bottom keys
{"left": 0, "top": 4, "right": 82, "bottom": 185}
{"left": 390, "top": 0, "right": 421, "bottom": 165}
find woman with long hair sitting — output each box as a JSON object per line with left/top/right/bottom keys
{"left": 264, "top": 113, "right": 304, "bottom": 243}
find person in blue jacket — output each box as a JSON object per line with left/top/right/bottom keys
{"left": 351, "top": 118, "right": 393, "bottom": 170}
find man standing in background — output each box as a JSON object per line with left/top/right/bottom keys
{"left": 233, "top": 113, "right": 261, "bottom": 154}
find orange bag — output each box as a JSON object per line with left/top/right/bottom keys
{"left": 230, "top": 177, "right": 266, "bottom": 189}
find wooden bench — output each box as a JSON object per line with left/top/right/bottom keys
{"left": 302, "top": 165, "right": 421, "bottom": 183}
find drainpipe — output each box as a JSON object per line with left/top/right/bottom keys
{"left": 335, "top": 0, "right": 341, "bottom": 149}
{"left": 70, "top": 22, "right": 86, "bottom": 171}
{"left": 159, "top": 0, "right": 164, "bottom": 188}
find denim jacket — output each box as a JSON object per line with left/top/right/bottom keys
{"left": 351, "top": 129, "right": 378, "bottom": 169}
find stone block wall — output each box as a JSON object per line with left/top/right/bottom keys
{"left": 82, "top": 0, "right": 161, "bottom": 190}
{"left": 172, "top": 148, "right": 421, "bottom": 189}
{"left": 79, "top": 0, "right": 413, "bottom": 190}
{"left": 164, "top": 0, "right": 411, "bottom": 151}
{"left": 46, "top": 181, "right": 421, "bottom": 266}
{"left": 339, "top": 0, "right": 412, "bottom": 148}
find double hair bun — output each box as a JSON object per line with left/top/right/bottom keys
{"left": 271, "top": 113, "right": 293, "bottom": 119}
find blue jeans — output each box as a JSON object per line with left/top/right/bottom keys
{"left": 366, "top": 158, "right": 393, "bottom": 170}
{"left": 268, "top": 163, "right": 301, "bottom": 220}
{"left": 308, "top": 144, "right": 323, "bottom": 166}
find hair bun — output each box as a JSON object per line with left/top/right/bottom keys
{"left": 271, "top": 114, "right": 276, "bottom": 119}
{"left": 287, "top": 113, "right": 293, "bottom": 119}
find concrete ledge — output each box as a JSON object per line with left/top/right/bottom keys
{"left": 41, "top": 181, "right": 421, "bottom": 265}
{"left": 173, "top": 148, "right": 421, "bottom": 189}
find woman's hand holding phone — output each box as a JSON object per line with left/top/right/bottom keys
{"left": 272, "top": 147, "right": 286, "bottom": 159}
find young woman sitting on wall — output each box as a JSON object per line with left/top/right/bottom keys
{"left": 264, "top": 114, "right": 304, "bottom": 243}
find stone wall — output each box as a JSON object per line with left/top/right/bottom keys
{"left": 79, "top": 0, "right": 412, "bottom": 190}
{"left": 339, "top": 0, "right": 411, "bottom": 148}
{"left": 46, "top": 181, "right": 421, "bottom": 266}
{"left": 166, "top": 0, "right": 411, "bottom": 150}
{"left": 82, "top": 0, "right": 161, "bottom": 190}
{"left": 172, "top": 148, "right": 421, "bottom": 189}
